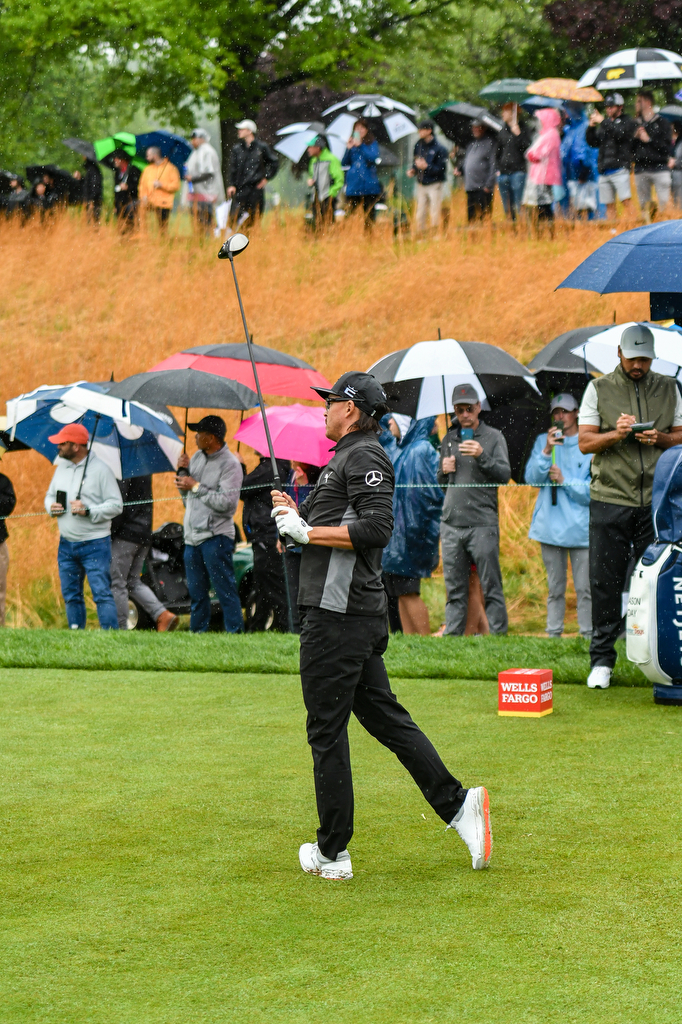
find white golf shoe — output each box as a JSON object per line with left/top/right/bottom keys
{"left": 587, "top": 666, "right": 612, "bottom": 689}
{"left": 299, "top": 842, "right": 353, "bottom": 880}
{"left": 449, "top": 786, "right": 492, "bottom": 870}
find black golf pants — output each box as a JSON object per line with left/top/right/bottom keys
{"left": 589, "top": 500, "right": 655, "bottom": 669}
{"left": 299, "top": 607, "right": 466, "bottom": 860}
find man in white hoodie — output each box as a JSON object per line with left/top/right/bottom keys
{"left": 44, "top": 423, "right": 123, "bottom": 629}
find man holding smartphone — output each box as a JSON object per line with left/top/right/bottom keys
{"left": 44, "top": 423, "right": 122, "bottom": 629}
{"left": 578, "top": 324, "right": 682, "bottom": 688}
{"left": 438, "top": 383, "right": 511, "bottom": 636}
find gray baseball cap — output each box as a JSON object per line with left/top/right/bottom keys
{"left": 620, "top": 323, "right": 655, "bottom": 359}
{"left": 451, "top": 382, "right": 480, "bottom": 406}
{"left": 549, "top": 393, "right": 579, "bottom": 412}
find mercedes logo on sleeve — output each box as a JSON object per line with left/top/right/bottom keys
{"left": 365, "top": 470, "right": 383, "bottom": 486}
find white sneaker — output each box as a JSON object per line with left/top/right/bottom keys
{"left": 587, "top": 666, "right": 612, "bottom": 689}
{"left": 299, "top": 842, "right": 353, "bottom": 880}
{"left": 449, "top": 786, "right": 492, "bottom": 870}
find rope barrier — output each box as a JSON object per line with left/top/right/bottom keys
{"left": 0, "top": 482, "right": 570, "bottom": 523}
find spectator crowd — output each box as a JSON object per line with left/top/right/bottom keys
{"left": 3, "top": 90, "right": 681, "bottom": 236}
{"left": 0, "top": 319, "right": 676, "bottom": 695}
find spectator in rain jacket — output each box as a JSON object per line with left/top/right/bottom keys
{"left": 306, "top": 134, "right": 344, "bottom": 230}
{"left": 342, "top": 119, "right": 382, "bottom": 225}
{"left": 382, "top": 416, "right": 444, "bottom": 634}
{"left": 560, "top": 105, "right": 600, "bottom": 219}
{"left": 112, "top": 150, "right": 140, "bottom": 228}
{"left": 524, "top": 107, "right": 563, "bottom": 221}
{"left": 407, "top": 120, "right": 448, "bottom": 235}
{"left": 458, "top": 121, "right": 497, "bottom": 222}
{"left": 524, "top": 393, "right": 592, "bottom": 639}
{"left": 227, "top": 119, "right": 279, "bottom": 227}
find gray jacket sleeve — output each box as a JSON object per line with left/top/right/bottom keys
{"left": 88, "top": 464, "right": 124, "bottom": 524}
{"left": 477, "top": 432, "right": 511, "bottom": 483}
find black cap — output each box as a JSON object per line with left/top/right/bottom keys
{"left": 312, "top": 371, "right": 388, "bottom": 419}
{"left": 604, "top": 93, "right": 625, "bottom": 107}
{"left": 418, "top": 119, "right": 435, "bottom": 131}
{"left": 187, "top": 414, "right": 227, "bottom": 440}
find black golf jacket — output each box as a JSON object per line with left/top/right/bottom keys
{"left": 585, "top": 115, "right": 636, "bottom": 173}
{"left": 0, "top": 472, "right": 16, "bottom": 545}
{"left": 228, "top": 139, "right": 279, "bottom": 194}
{"left": 111, "top": 476, "right": 153, "bottom": 546}
{"left": 298, "top": 431, "right": 394, "bottom": 616}
{"left": 241, "top": 456, "right": 291, "bottom": 544}
{"left": 632, "top": 114, "right": 673, "bottom": 172}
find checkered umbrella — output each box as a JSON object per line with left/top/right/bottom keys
{"left": 577, "top": 48, "right": 682, "bottom": 90}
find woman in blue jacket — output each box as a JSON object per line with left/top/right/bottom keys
{"left": 342, "top": 119, "right": 382, "bottom": 226}
{"left": 524, "top": 393, "right": 593, "bottom": 638}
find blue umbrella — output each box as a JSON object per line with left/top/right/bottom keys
{"left": 521, "top": 95, "right": 566, "bottom": 112}
{"left": 557, "top": 221, "right": 682, "bottom": 295}
{"left": 136, "top": 130, "right": 191, "bottom": 173}
{"left": 6, "top": 382, "right": 183, "bottom": 479}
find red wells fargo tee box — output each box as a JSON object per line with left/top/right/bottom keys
{"left": 498, "top": 669, "right": 553, "bottom": 717}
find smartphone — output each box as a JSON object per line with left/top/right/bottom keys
{"left": 630, "top": 420, "right": 655, "bottom": 434}
{"left": 460, "top": 428, "right": 474, "bottom": 441}
{"left": 56, "top": 490, "right": 67, "bottom": 511}
{"left": 553, "top": 424, "right": 564, "bottom": 445}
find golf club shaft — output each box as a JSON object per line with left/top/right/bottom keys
{"left": 227, "top": 255, "right": 295, "bottom": 633}
{"left": 551, "top": 444, "right": 557, "bottom": 506}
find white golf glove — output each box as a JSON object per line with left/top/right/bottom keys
{"left": 271, "top": 506, "right": 312, "bottom": 545}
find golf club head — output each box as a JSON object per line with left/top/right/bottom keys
{"left": 217, "top": 232, "right": 250, "bottom": 259}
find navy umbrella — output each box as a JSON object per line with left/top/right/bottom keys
{"left": 135, "top": 131, "right": 191, "bottom": 173}
{"left": 557, "top": 221, "right": 682, "bottom": 321}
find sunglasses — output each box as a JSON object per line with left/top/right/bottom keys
{"left": 325, "top": 396, "right": 346, "bottom": 409}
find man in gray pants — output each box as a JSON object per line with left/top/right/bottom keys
{"left": 439, "top": 383, "right": 511, "bottom": 635}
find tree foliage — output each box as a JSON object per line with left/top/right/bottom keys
{"left": 544, "top": 0, "right": 682, "bottom": 64}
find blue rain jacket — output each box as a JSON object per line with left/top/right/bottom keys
{"left": 378, "top": 415, "right": 399, "bottom": 464}
{"left": 341, "top": 141, "right": 382, "bottom": 196}
{"left": 524, "top": 432, "right": 592, "bottom": 548}
{"left": 382, "top": 417, "right": 444, "bottom": 578}
{"left": 561, "top": 109, "right": 599, "bottom": 184}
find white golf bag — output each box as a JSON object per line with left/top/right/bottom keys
{"left": 626, "top": 448, "right": 682, "bottom": 700}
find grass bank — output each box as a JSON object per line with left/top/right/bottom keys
{"left": 1, "top": 670, "right": 680, "bottom": 1022}
{"left": 0, "top": 629, "right": 647, "bottom": 686}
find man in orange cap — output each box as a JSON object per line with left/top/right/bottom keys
{"left": 44, "top": 423, "right": 122, "bottom": 629}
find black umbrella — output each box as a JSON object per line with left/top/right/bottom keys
{"left": 25, "top": 164, "right": 75, "bottom": 201}
{"left": 527, "top": 326, "right": 608, "bottom": 400}
{"left": 367, "top": 338, "right": 543, "bottom": 480}
{"left": 660, "top": 104, "right": 682, "bottom": 126}
{"left": 108, "top": 369, "right": 258, "bottom": 448}
{"left": 429, "top": 102, "right": 503, "bottom": 146}
{"left": 62, "top": 138, "right": 96, "bottom": 161}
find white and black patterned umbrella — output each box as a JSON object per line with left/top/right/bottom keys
{"left": 577, "top": 48, "right": 682, "bottom": 90}
{"left": 321, "top": 94, "right": 417, "bottom": 145}
{"left": 367, "top": 339, "right": 542, "bottom": 480}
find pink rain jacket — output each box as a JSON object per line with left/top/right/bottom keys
{"left": 526, "top": 108, "right": 563, "bottom": 186}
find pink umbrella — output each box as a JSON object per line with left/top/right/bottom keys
{"left": 234, "top": 404, "right": 334, "bottom": 466}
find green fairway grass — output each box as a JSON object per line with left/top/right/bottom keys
{"left": 1, "top": 670, "right": 680, "bottom": 1023}
{"left": 0, "top": 629, "right": 647, "bottom": 685}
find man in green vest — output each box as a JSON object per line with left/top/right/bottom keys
{"left": 578, "top": 323, "right": 682, "bottom": 689}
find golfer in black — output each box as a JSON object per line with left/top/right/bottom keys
{"left": 271, "top": 371, "right": 492, "bottom": 880}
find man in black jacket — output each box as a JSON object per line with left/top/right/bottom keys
{"left": 407, "top": 120, "right": 448, "bottom": 235}
{"left": 110, "top": 476, "right": 178, "bottom": 631}
{"left": 271, "top": 371, "right": 492, "bottom": 881}
{"left": 241, "top": 453, "right": 291, "bottom": 631}
{"left": 496, "top": 103, "right": 532, "bottom": 221}
{"left": 227, "top": 119, "right": 279, "bottom": 227}
{"left": 112, "top": 150, "right": 141, "bottom": 228}
{"left": 586, "top": 93, "right": 636, "bottom": 218}
{"left": 0, "top": 463, "right": 16, "bottom": 625}
{"left": 633, "top": 90, "right": 673, "bottom": 221}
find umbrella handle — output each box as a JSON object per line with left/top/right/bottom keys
{"left": 76, "top": 414, "right": 100, "bottom": 501}
{"left": 551, "top": 444, "right": 557, "bottom": 506}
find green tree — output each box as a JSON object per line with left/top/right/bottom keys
{"left": 1, "top": 0, "right": 458, "bottom": 170}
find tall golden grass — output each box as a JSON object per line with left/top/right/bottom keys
{"left": 0, "top": 199, "right": 659, "bottom": 629}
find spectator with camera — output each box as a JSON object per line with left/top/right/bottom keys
{"left": 525, "top": 394, "right": 592, "bottom": 639}
{"left": 175, "top": 415, "right": 244, "bottom": 633}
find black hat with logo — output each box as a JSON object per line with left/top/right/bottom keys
{"left": 312, "top": 371, "right": 388, "bottom": 419}
{"left": 187, "top": 414, "right": 227, "bottom": 440}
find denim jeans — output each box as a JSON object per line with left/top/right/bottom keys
{"left": 57, "top": 536, "right": 119, "bottom": 630}
{"left": 497, "top": 171, "right": 526, "bottom": 220}
{"left": 184, "top": 534, "right": 243, "bottom": 633}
